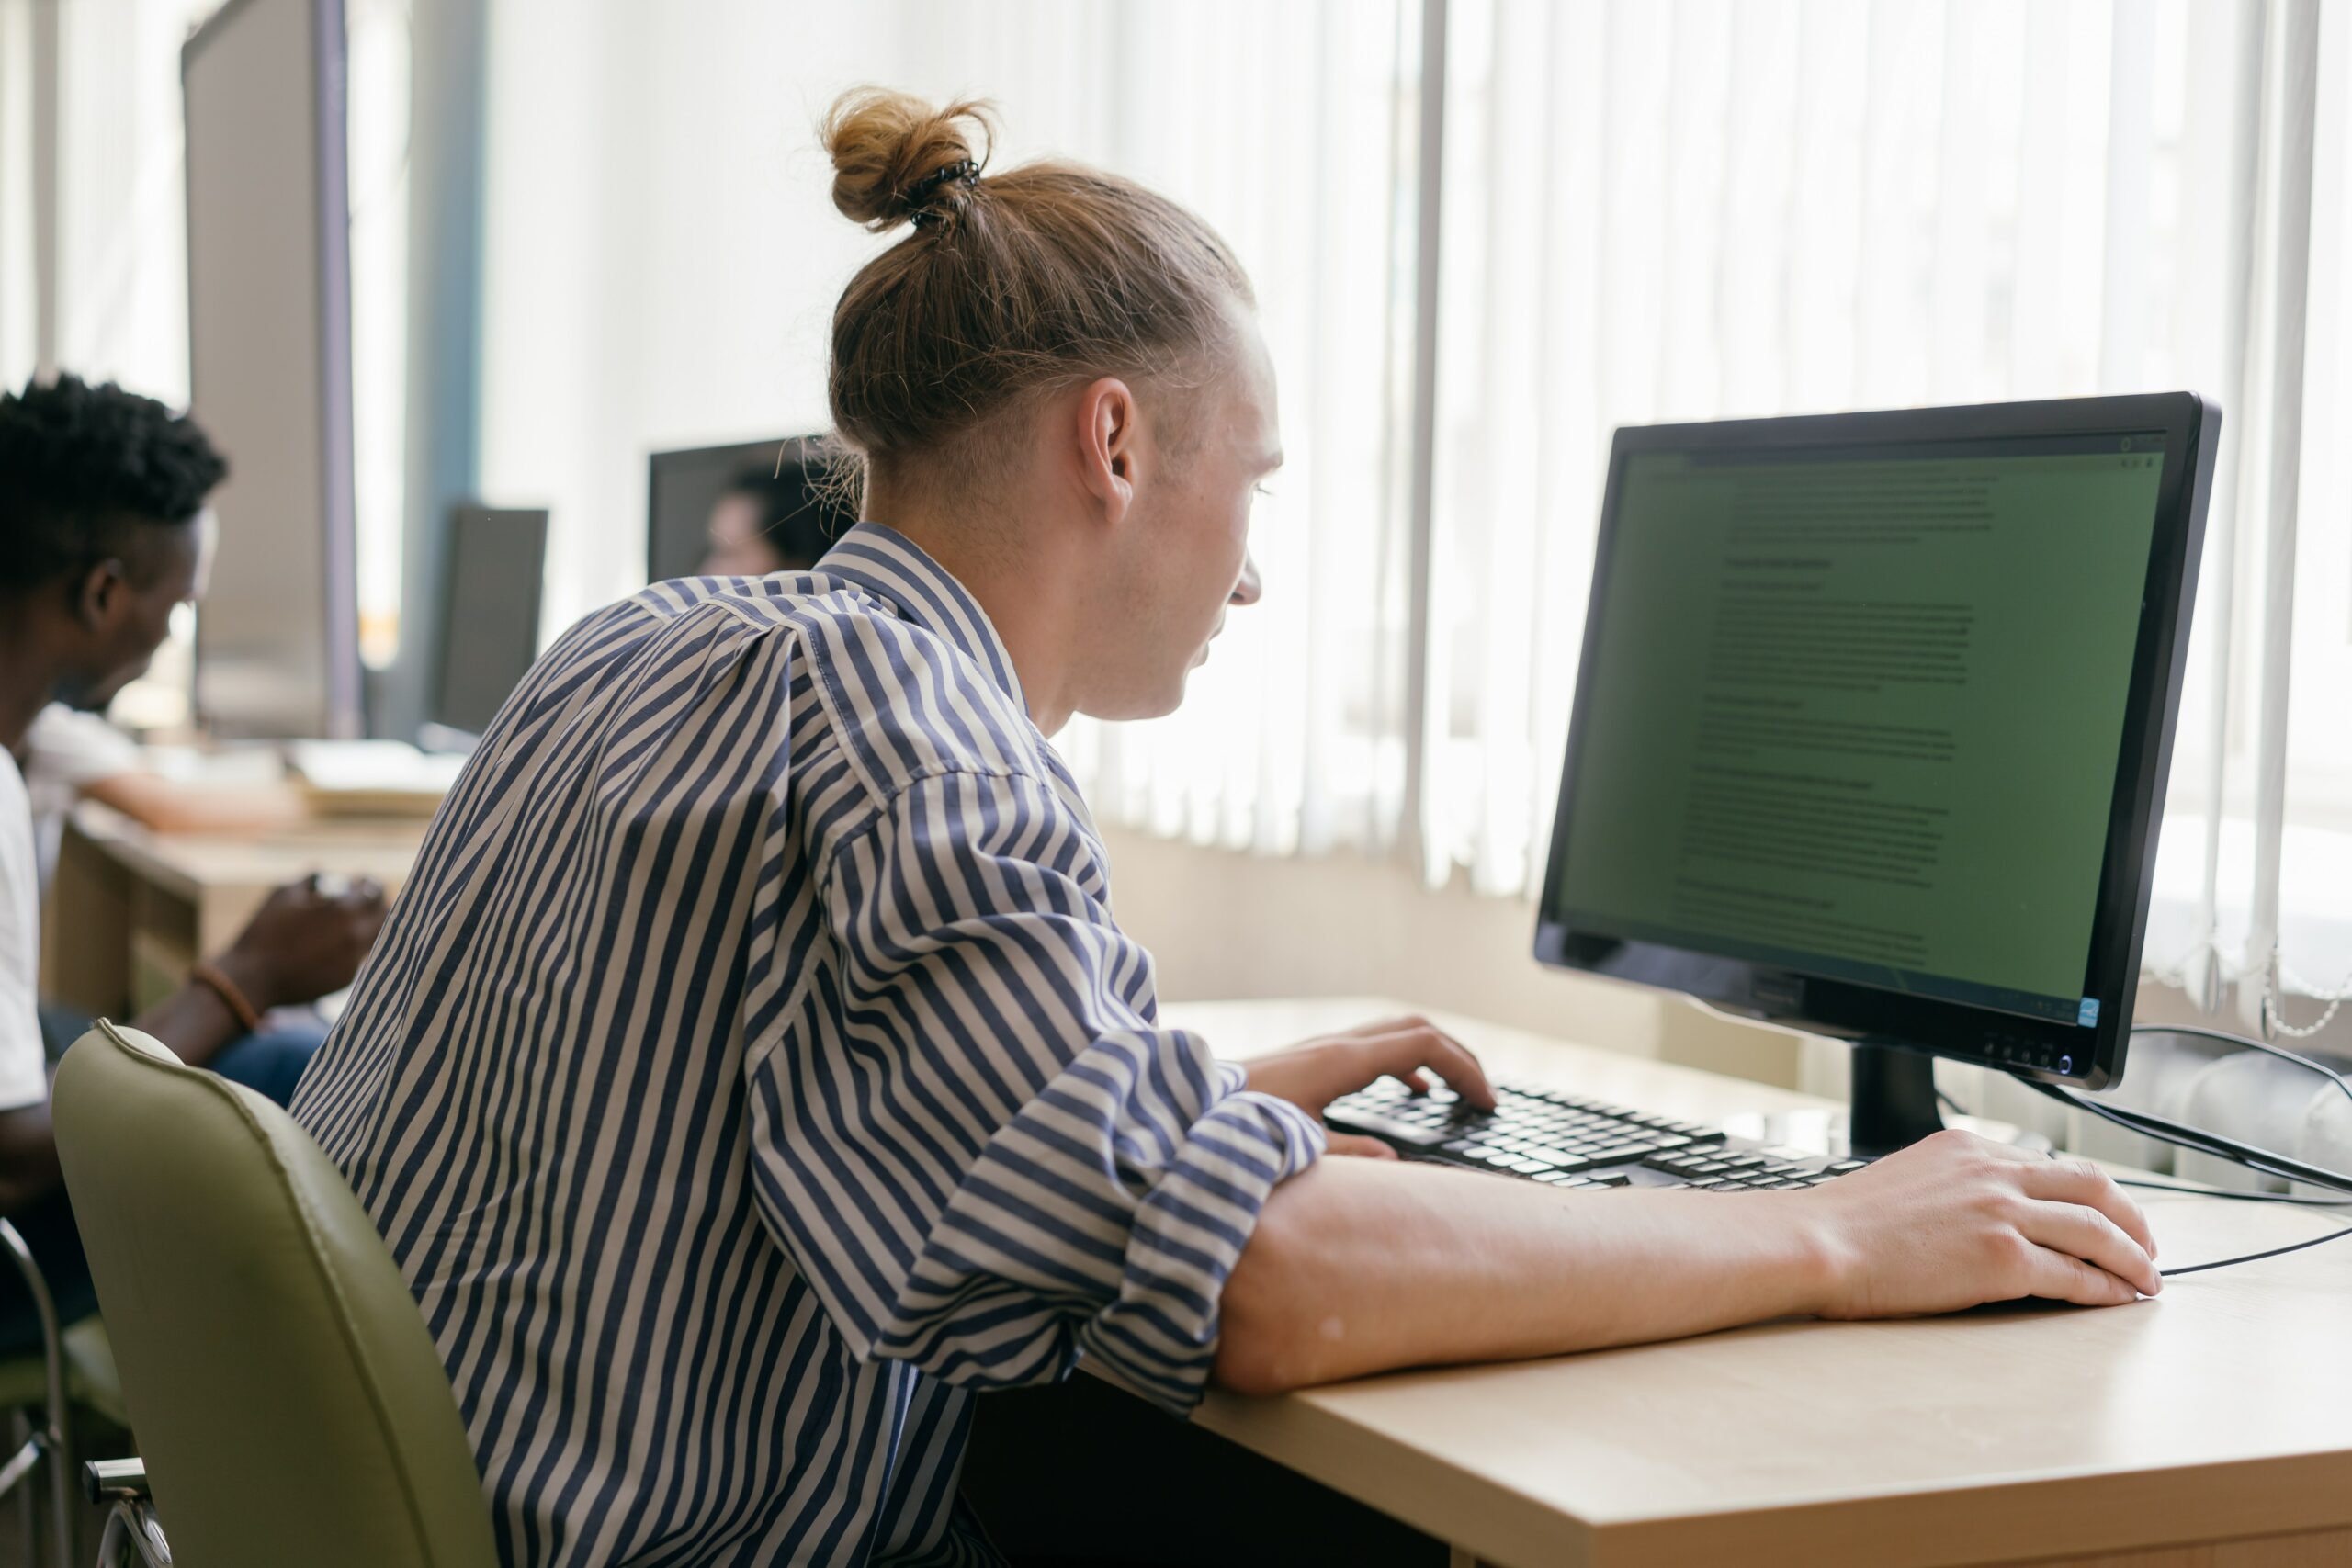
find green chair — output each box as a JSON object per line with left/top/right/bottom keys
{"left": 51, "top": 1020, "right": 499, "bottom": 1567}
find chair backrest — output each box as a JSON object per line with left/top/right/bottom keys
{"left": 52, "top": 1021, "right": 499, "bottom": 1568}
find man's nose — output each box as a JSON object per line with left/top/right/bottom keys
{"left": 1229, "top": 553, "right": 1262, "bottom": 607}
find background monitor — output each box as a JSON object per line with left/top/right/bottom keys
{"left": 428, "top": 506, "right": 548, "bottom": 740}
{"left": 646, "top": 435, "right": 848, "bottom": 583}
{"left": 1533, "top": 393, "right": 2219, "bottom": 1145}
{"left": 182, "top": 0, "right": 364, "bottom": 739}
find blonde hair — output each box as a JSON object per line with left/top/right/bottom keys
{"left": 821, "top": 88, "right": 1254, "bottom": 485}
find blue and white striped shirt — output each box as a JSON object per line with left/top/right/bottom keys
{"left": 292, "top": 524, "right": 1326, "bottom": 1566}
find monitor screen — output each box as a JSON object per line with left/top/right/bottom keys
{"left": 646, "top": 436, "right": 850, "bottom": 585}
{"left": 1536, "top": 396, "right": 2218, "bottom": 1089}
{"left": 430, "top": 508, "right": 548, "bottom": 738}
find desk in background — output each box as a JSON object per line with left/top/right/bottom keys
{"left": 1137, "top": 997, "right": 2352, "bottom": 1568}
{"left": 40, "top": 802, "right": 426, "bottom": 1017}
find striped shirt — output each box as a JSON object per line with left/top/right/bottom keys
{"left": 292, "top": 524, "right": 1326, "bottom": 1567}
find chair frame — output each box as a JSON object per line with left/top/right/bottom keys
{"left": 85, "top": 1461, "right": 166, "bottom": 1568}
{"left": 0, "top": 1216, "right": 76, "bottom": 1568}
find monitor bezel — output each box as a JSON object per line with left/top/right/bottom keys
{"left": 1532, "top": 392, "right": 2221, "bottom": 1091}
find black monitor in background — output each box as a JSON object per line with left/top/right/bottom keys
{"left": 428, "top": 506, "right": 548, "bottom": 741}
{"left": 646, "top": 435, "right": 851, "bottom": 584}
{"left": 1533, "top": 393, "right": 2221, "bottom": 1154}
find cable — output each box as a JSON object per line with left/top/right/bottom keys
{"left": 1934, "top": 1088, "right": 1969, "bottom": 1118}
{"left": 1996, "top": 1036, "right": 2352, "bottom": 1275}
{"left": 2115, "top": 1176, "right": 2352, "bottom": 1208}
{"left": 2129, "top": 1021, "right": 2352, "bottom": 1114}
{"left": 2013, "top": 1075, "right": 2352, "bottom": 1196}
{"left": 2158, "top": 1224, "right": 2352, "bottom": 1278}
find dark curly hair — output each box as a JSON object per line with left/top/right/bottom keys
{"left": 0, "top": 373, "right": 227, "bottom": 597}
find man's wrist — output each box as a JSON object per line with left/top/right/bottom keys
{"left": 1771, "top": 1190, "right": 1854, "bottom": 1319}
{"left": 206, "top": 949, "right": 281, "bottom": 1017}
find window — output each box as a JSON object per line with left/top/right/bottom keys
{"left": 478, "top": 0, "right": 1423, "bottom": 857}
{"left": 17, "top": 0, "right": 2343, "bottom": 1025}
{"left": 1421, "top": 0, "right": 2351, "bottom": 1029}
{"left": 0, "top": 0, "right": 409, "bottom": 703}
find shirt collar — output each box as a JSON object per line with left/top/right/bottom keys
{"left": 815, "top": 523, "right": 1028, "bottom": 712}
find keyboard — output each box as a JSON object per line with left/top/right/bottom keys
{"left": 1324, "top": 1077, "right": 1869, "bottom": 1192}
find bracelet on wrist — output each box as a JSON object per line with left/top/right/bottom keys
{"left": 191, "top": 959, "right": 265, "bottom": 1035}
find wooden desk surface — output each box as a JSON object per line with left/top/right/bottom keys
{"left": 64, "top": 801, "right": 428, "bottom": 901}
{"left": 1164, "top": 996, "right": 2352, "bottom": 1568}
{"left": 43, "top": 803, "right": 431, "bottom": 1012}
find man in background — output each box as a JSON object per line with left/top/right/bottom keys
{"left": 695, "top": 436, "right": 859, "bottom": 575}
{"left": 0, "top": 372, "right": 386, "bottom": 1350}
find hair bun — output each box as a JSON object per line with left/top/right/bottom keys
{"left": 822, "top": 87, "right": 995, "bottom": 232}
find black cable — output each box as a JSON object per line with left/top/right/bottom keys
{"left": 2158, "top": 1224, "right": 2352, "bottom": 1278}
{"left": 2115, "top": 1176, "right": 2352, "bottom": 1208}
{"left": 2015, "top": 1072, "right": 2352, "bottom": 1275}
{"left": 2129, "top": 1021, "right": 2352, "bottom": 1113}
{"left": 2015, "top": 1075, "right": 2352, "bottom": 1195}
{"left": 1934, "top": 1088, "right": 1970, "bottom": 1118}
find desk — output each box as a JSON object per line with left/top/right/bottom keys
{"left": 1155, "top": 996, "right": 2352, "bottom": 1568}
{"left": 40, "top": 803, "right": 426, "bottom": 1017}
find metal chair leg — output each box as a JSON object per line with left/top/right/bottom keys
{"left": 11, "top": 1412, "right": 33, "bottom": 1563}
{"left": 0, "top": 1219, "right": 77, "bottom": 1568}
{"left": 86, "top": 1462, "right": 166, "bottom": 1567}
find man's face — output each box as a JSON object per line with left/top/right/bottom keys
{"left": 699, "top": 491, "right": 789, "bottom": 577}
{"left": 1085, "top": 310, "right": 1279, "bottom": 722}
{"left": 56, "top": 517, "right": 203, "bottom": 712}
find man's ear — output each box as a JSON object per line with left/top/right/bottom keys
{"left": 74, "top": 558, "right": 127, "bottom": 630}
{"left": 1072, "top": 377, "right": 1139, "bottom": 527}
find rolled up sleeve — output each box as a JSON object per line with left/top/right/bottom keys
{"left": 743, "top": 767, "right": 1324, "bottom": 1412}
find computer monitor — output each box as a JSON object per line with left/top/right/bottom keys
{"left": 182, "top": 0, "right": 364, "bottom": 739}
{"left": 1533, "top": 393, "right": 2220, "bottom": 1152}
{"left": 428, "top": 507, "right": 548, "bottom": 741}
{"left": 646, "top": 436, "right": 848, "bottom": 584}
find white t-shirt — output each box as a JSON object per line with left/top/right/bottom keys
{"left": 0, "top": 751, "right": 53, "bottom": 1111}
{"left": 22, "top": 705, "right": 140, "bottom": 890}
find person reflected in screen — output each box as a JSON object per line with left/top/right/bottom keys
{"left": 696, "top": 440, "right": 858, "bottom": 575}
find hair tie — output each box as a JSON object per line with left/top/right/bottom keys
{"left": 905, "top": 160, "right": 980, "bottom": 228}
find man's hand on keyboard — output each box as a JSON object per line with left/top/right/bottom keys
{"left": 1802, "top": 1129, "right": 2162, "bottom": 1315}
{"left": 1245, "top": 1015, "right": 1498, "bottom": 1158}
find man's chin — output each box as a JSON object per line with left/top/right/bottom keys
{"left": 1078, "top": 683, "right": 1190, "bottom": 725}
{"left": 54, "top": 682, "right": 119, "bottom": 716}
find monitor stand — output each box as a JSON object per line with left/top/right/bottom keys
{"left": 1848, "top": 1041, "right": 1946, "bottom": 1157}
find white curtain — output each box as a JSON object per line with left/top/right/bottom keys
{"left": 479, "top": 0, "right": 1420, "bottom": 860}
{"left": 1425, "top": 0, "right": 2352, "bottom": 1030}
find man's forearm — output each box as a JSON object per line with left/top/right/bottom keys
{"left": 127, "top": 964, "right": 256, "bottom": 1069}
{"left": 1213, "top": 1128, "right": 2161, "bottom": 1396}
{"left": 1214, "top": 1157, "right": 1831, "bottom": 1394}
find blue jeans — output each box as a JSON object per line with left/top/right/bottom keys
{"left": 0, "top": 1006, "right": 326, "bottom": 1357}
